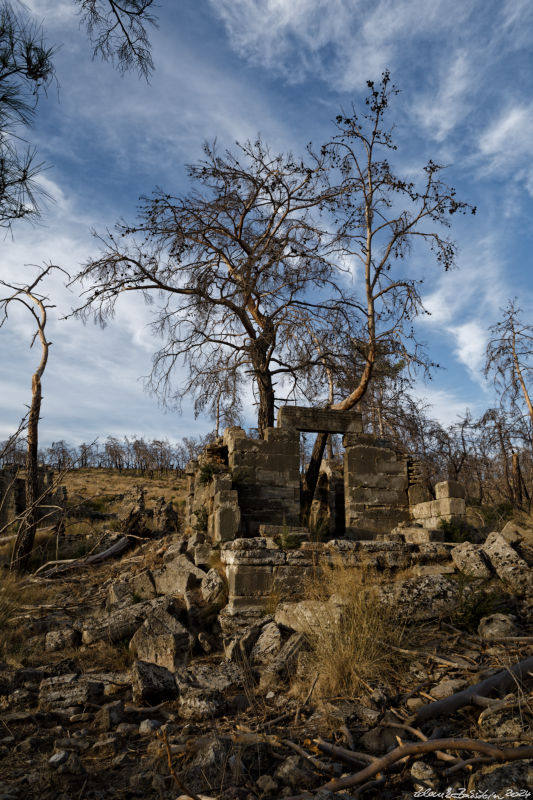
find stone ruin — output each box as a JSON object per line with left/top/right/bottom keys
{"left": 181, "top": 405, "right": 469, "bottom": 620}
{"left": 184, "top": 404, "right": 467, "bottom": 544}
{"left": 0, "top": 466, "right": 62, "bottom": 532}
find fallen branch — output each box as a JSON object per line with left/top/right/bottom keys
{"left": 33, "top": 535, "right": 130, "bottom": 576}
{"left": 319, "top": 738, "right": 533, "bottom": 792}
{"left": 159, "top": 729, "right": 204, "bottom": 800}
{"left": 413, "top": 655, "right": 533, "bottom": 726}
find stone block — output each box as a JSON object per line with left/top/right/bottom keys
{"left": 410, "top": 500, "right": 433, "bottom": 519}
{"left": 226, "top": 564, "right": 273, "bottom": 597}
{"left": 435, "top": 480, "right": 466, "bottom": 500}
{"left": 129, "top": 602, "right": 193, "bottom": 671}
{"left": 451, "top": 542, "right": 492, "bottom": 579}
{"left": 130, "top": 661, "right": 177, "bottom": 705}
{"left": 401, "top": 528, "right": 444, "bottom": 544}
{"left": 431, "top": 497, "right": 466, "bottom": 517}
{"left": 408, "top": 484, "right": 432, "bottom": 505}
{"left": 39, "top": 674, "right": 104, "bottom": 709}
{"left": 482, "top": 532, "right": 533, "bottom": 595}
{"left": 213, "top": 505, "right": 240, "bottom": 542}
{"left": 153, "top": 555, "right": 206, "bottom": 595}
{"left": 277, "top": 405, "right": 362, "bottom": 434}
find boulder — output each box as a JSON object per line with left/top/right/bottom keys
{"left": 153, "top": 497, "right": 179, "bottom": 534}
{"left": 378, "top": 574, "right": 473, "bottom": 620}
{"left": 129, "top": 601, "right": 193, "bottom": 671}
{"left": 201, "top": 568, "right": 227, "bottom": 606}
{"left": 451, "top": 542, "right": 492, "bottom": 579}
{"left": 153, "top": 554, "right": 206, "bottom": 596}
{"left": 39, "top": 674, "right": 104, "bottom": 709}
{"left": 249, "top": 621, "right": 282, "bottom": 665}
{"left": 44, "top": 628, "right": 80, "bottom": 652}
{"left": 130, "top": 660, "right": 177, "bottom": 704}
{"left": 482, "top": 532, "right": 533, "bottom": 595}
{"left": 178, "top": 687, "right": 226, "bottom": 720}
{"left": 82, "top": 598, "right": 158, "bottom": 644}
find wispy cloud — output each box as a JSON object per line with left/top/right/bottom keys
{"left": 477, "top": 103, "right": 533, "bottom": 194}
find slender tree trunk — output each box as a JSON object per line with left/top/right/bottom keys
{"left": 11, "top": 374, "right": 41, "bottom": 572}
{"left": 512, "top": 451, "right": 523, "bottom": 508}
{"left": 301, "top": 354, "right": 375, "bottom": 523}
{"left": 256, "top": 368, "right": 275, "bottom": 437}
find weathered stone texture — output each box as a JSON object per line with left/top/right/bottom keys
{"left": 451, "top": 542, "right": 492, "bottom": 579}
{"left": 277, "top": 405, "right": 363, "bottom": 434}
{"left": 482, "top": 532, "right": 532, "bottom": 595}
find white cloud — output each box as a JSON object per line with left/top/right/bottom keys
{"left": 478, "top": 103, "right": 533, "bottom": 194}
{"left": 447, "top": 321, "right": 487, "bottom": 383}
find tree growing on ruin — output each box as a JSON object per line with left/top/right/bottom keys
{"left": 72, "top": 138, "right": 345, "bottom": 436}
{"left": 301, "top": 71, "right": 475, "bottom": 518}
{"left": 0, "top": 266, "right": 64, "bottom": 571}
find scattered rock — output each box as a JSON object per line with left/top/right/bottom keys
{"left": 39, "top": 674, "right": 104, "bottom": 709}
{"left": 478, "top": 612, "right": 519, "bottom": 639}
{"left": 138, "top": 718, "right": 161, "bottom": 734}
{"left": 130, "top": 660, "right": 177, "bottom": 705}
{"left": 482, "top": 532, "right": 533, "bottom": 595}
{"left": 450, "top": 541, "right": 492, "bottom": 579}
{"left": 178, "top": 686, "right": 226, "bottom": 720}
{"left": 44, "top": 628, "right": 80, "bottom": 652}
{"left": 153, "top": 496, "right": 179, "bottom": 534}
{"left": 129, "top": 599, "right": 193, "bottom": 671}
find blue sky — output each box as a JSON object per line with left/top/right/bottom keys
{"left": 2, "top": 0, "right": 533, "bottom": 446}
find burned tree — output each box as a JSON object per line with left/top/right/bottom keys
{"left": 73, "top": 138, "right": 343, "bottom": 436}
{"left": 0, "top": 266, "right": 63, "bottom": 571}
{"left": 301, "top": 71, "right": 475, "bottom": 518}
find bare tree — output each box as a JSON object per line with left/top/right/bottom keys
{"left": 72, "top": 138, "right": 344, "bottom": 436}
{"left": 485, "top": 299, "right": 533, "bottom": 443}
{"left": 0, "top": 265, "right": 65, "bottom": 571}
{"left": 75, "top": 0, "right": 158, "bottom": 77}
{"left": 301, "top": 71, "right": 475, "bottom": 518}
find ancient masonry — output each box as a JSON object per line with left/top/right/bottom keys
{"left": 0, "top": 466, "right": 59, "bottom": 531}
{"left": 183, "top": 406, "right": 467, "bottom": 619}
{"left": 185, "top": 405, "right": 466, "bottom": 543}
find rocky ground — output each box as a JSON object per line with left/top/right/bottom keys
{"left": 0, "top": 489, "right": 532, "bottom": 800}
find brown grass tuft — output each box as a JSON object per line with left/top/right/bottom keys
{"left": 296, "top": 561, "right": 407, "bottom": 700}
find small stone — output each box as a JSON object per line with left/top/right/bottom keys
{"left": 48, "top": 750, "right": 68, "bottom": 768}
{"left": 139, "top": 718, "right": 162, "bottom": 734}
{"left": 44, "top": 628, "right": 80, "bottom": 652}
{"left": 256, "top": 774, "right": 278, "bottom": 794}
{"left": 430, "top": 678, "right": 468, "bottom": 699}
{"left": 411, "top": 760, "right": 437, "bottom": 790}
{"left": 130, "top": 660, "right": 177, "bottom": 705}
{"left": 478, "top": 613, "right": 519, "bottom": 640}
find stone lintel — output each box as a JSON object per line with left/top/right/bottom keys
{"left": 277, "top": 405, "right": 362, "bottom": 434}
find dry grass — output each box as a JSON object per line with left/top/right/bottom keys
{"left": 64, "top": 468, "right": 187, "bottom": 511}
{"left": 296, "top": 562, "right": 407, "bottom": 700}
{"left": 0, "top": 572, "right": 52, "bottom": 664}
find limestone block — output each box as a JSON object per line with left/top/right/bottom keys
{"left": 213, "top": 505, "right": 240, "bottom": 542}
{"left": 259, "top": 632, "right": 306, "bottom": 690}
{"left": 130, "top": 660, "right": 177, "bottom": 704}
{"left": 226, "top": 564, "right": 273, "bottom": 597}
{"left": 435, "top": 480, "right": 466, "bottom": 500}
{"left": 129, "top": 602, "right": 193, "bottom": 671}
{"left": 401, "top": 528, "right": 445, "bottom": 544}
{"left": 411, "top": 500, "right": 434, "bottom": 519}
{"left": 223, "top": 426, "right": 247, "bottom": 448}
{"left": 277, "top": 405, "right": 362, "bottom": 434}
{"left": 451, "top": 542, "right": 492, "bottom": 579}
{"left": 265, "top": 425, "right": 300, "bottom": 444}
{"left": 44, "top": 628, "right": 80, "bottom": 652}
{"left": 378, "top": 574, "right": 471, "bottom": 621}
{"left": 408, "top": 484, "right": 432, "bottom": 505}
{"left": 39, "top": 674, "right": 104, "bottom": 709}
{"left": 179, "top": 687, "right": 226, "bottom": 720}
{"left": 275, "top": 600, "right": 342, "bottom": 634}
{"left": 82, "top": 601, "right": 152, "bottom": 644}
{"left": 152, "top": 555, "right": 206, "bottom": 595}
{"left": 249, "top": 621, "right": 282, "bottom": 665}
{"left": 482, "top": 532, "right": 533, "bottom": 595}
{"left": 431, "top": 497, "right": 466, "bottom": 517}
{"left": 201, "top": 568, "right": 227, "bottom": 606}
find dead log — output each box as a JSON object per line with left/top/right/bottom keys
{"left": 413, "top": 655, "right": 533, "bottom": 725}
{"left": 319, "top": 738, "right": 533, "bottom": 793}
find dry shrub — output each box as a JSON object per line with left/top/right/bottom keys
{"left": 297, "top": 561, "right": 406, "bottom": 699}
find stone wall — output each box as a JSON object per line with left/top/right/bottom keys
{"left": 343, "top": 434, "right": 409, "bottom": 539}
{"left": 410, "top": 480, "right": 466, "bottom": 528}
